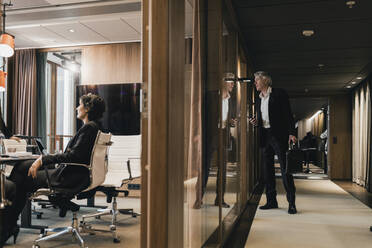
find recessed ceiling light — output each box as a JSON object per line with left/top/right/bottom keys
{"left": 356, "top": 77, "right": 362, "bottom": 80}
{"left": 346, "top": 85, "right": 351, "bottom": 88}
{"left": 69, "top": 29, "right": 75, "bottom": 33}
{"left": 351, "top": 81, "right": 356, "bottom": 85}
{"left": 318, "top": 64, "right": 324, "bottom": 67}
{"left": 302, "top": 30, "right": 314, "bottom": 37}
{"left": 346, "top": 1, "right": 356, "bottom": 8}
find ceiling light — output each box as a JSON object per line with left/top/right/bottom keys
{"left": 346, "top": 1, "right": 356, "bottom": 8}
{"left": 351, "top": 81, "right": 356, "bottom": 85}
{"left": 356, "top": 77, "right": 362, "bottom": 80}
{"left": 302, "top": 30, "right": 314, "bottom": 37}
{"left": 0, "top": 34, "right": 14, "bottom": 57}
{"left": 346, "top": 85, "right": 351, "bottom": 88}
{"left": 310, "top": 110, "right": 322, "bottom": 120}
{"left": 69, "top": 29, "right": 75, "bottom": 33}
{"left": 0, "top": 2, "right": 14, "bottom": 58}
{"left": 318, "top": 64, "right": 324, "bottom": 68}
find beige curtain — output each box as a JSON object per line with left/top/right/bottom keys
{"left": 312, "top": 112, "right": 324, "bottom": 137}
{"left": 12, "top": 49, "right": 37, "bottom": 136}
{"left": 297, "top": 111, "right": 324, "bottom": 140}
{"left": 352, "top": 83, "right": 371, "bottom": 186}
{"left": 187, "top": 10, "right": 203, "bottom": 181}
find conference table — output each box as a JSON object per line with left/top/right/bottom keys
{"left": 0, "top": 154, "right": 48, "bottom": 232}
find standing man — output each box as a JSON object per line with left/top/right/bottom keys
{"left": 249, "top": 71, "right": 297, "bottom": 214}
{"left": 193, "top": 72, "right": 236, "bottom": 209}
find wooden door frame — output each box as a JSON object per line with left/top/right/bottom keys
{"left": 142, "top": 0, "right": 185, "bottom": 247}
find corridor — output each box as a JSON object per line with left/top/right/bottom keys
{"left": 245, "top": 179, "right": 372, "bottom": 248}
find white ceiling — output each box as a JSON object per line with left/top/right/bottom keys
{"left": 6, "top": 0, "right": 142, "bottom": 49}
{"left": 5, "top": 0, "right": 193, "bottom": 49}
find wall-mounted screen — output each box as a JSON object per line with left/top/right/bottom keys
{"left": 76, "top": 83, "right": 141, "bottom": 135}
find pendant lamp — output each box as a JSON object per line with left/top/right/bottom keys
{"left": 0, "top": 1, "right": 14, "bottom": 58}
{"left": 0, "top": 70, "right": 7, "bottom": 91}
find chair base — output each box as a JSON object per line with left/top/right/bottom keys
{"left": 33, "top": 212, "right": 87, "bottom": 248}
{"left": 80, "top": 196, "right": 139, "bottom": 243}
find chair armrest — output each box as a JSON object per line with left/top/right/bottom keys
{"left": 60, "top": 163, "right": 90, "bottom": 168}
{"left": 125, "top": 158, "right": 140, "bottom": 180}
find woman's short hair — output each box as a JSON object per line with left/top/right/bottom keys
{"left": 254, "top": 71, "right": 272, "bottom": 87}
{"left": 80, "top": 93, "right": 106, "bottom": 121}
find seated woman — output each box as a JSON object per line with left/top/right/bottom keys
{"left": 5, "top": 93, "right": 105, "bottom": 244}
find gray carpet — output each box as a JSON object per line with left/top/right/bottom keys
{"left": 245, "top": 179, "right": 372, "bottom": 248}
{"left": 4, "top": 196, "right": 140, "bottom": 248}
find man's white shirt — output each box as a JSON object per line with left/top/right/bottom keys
{"left": 259, "top": 87, "right": 272, "bottom": 128}
{"left": 222, "top": 94, "right": 230, "bottom": 129}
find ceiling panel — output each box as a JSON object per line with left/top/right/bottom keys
{"left": 10, "top": 0, "right": 51, "bottom": 9}
{"left": 290, "top": 97, "right": 328, "bottom": 121}
{"left": 232, "top": 0, "right": 372, "bottom": 117}
{"left": 13, "top": 35, "right": 45, "bottom": 48}
{"left": 8, "top": 26, "right": 71, "bottom": 45}
{"left": 43, "top": 22, "right": 109, "bottom": 43}
{"left": 82, "top": 19, "right": 140, "bottom": 41}
{"left": 122, "top": 16, "right": 141, "bottom": 34}
{"left": 235, "top": 0, "right": 372, "bottom": 27}
{"left": 46, "top": 0, "right": 97, "bottom": 5}
{"left": 232, "top": 0, "right": 372, "bottom": 99}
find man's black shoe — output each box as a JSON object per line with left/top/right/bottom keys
{"left": 288, "top": 204, "right": 297, "bottom": 214}
{"left": 259, "top": 201, "right": 278, "bottom": 210}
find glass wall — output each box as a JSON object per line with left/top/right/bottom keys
{"left": 183, "top": 0, "right": 257, "bottom": 246}
{"left": 45, "top": 51, "right": 81, "bottom": 153}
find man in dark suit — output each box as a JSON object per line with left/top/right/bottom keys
{"left": 249, "top": 71, "right": 297, "bottom": 214}
{"left": 193, "top": 73, "right": 236, "bottom": 209}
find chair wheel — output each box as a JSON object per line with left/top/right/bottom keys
{"left": 113, "top": 238, "right": 120, "bottom": 243}
{"left": 32, "top": 245, "right": 40, "bottom": 248}
{"left": 95, "top": 216, "right": 101, "bottom": 219}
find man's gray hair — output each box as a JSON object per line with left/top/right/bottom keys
{"left": 223, "top": 72, "right": 235, "bottom": 82}
{"left": 254, "top": 71, "right": 272, "bottom": 86}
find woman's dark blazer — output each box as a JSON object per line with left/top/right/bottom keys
{"left": 42, "top": 121, "right": 99, "bottom": 165}
{"left": 42, "top": 121, "right": 100, "bottom": 188}
{"left": 256, "top": 88, "right": 296, "bottom": 147}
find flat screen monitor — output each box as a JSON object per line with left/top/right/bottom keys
{"left": 76, "top": 83, "right": 141, "bottom": 135}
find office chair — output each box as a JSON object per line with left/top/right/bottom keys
{"left": 31, "top": 131, "right": 112, "bottom": 248}
{"left": 79, "top": 135, "right": 141, "bottom": 243}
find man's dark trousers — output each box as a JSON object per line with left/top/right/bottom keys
{"left": 262, "top": 128, "right": 296, "bottom": 204}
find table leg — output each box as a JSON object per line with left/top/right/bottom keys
{"left": 21, "top": 199, "right": 47, "bottom": 233}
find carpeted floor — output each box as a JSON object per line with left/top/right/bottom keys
{"left": 245, "top": 179, "right": 372, "bottom": 248}
{"left": 3, "top": 196, "right": 141, "bottom": 248}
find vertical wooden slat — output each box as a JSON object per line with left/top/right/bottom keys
{"left": 140, "top": 0, "right": 149, "bottom": 247}
{"left": 148, "top": 0, "right": 169, "bottom": 245}
{"left": 146, "top": 0, "right": 185, "bottom": 247}
{"left": 50, "top": 63, "right": 57, "bottom": 153}
{"left": 239, "top": 49, "right": 248, "bottom": 206}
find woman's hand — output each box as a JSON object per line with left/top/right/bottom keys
{"left": 9, "top": 136, "right": 21, "bottom": 142}
{"left": 28, "top": 156, "right": 43, "bottom": 179}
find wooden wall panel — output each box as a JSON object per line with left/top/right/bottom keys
{"left": 81, "top": 43, "right": 141, "bottom": 84}
{"left": 141, "top": 0, "right": 149, "bottom": 247}
{"left": 146, "top": 0, "right": 184, "bottom": 247}
{"left": 329, "top": 95, "right": 352, "bottom": 179}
